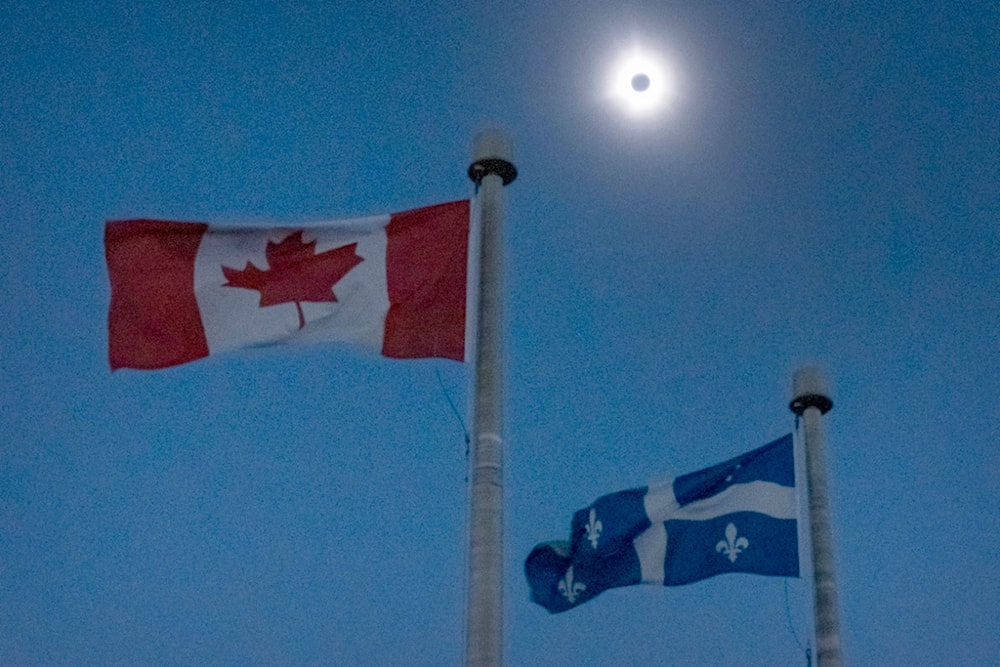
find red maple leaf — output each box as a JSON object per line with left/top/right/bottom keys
{"left": 222, "top": 231, "right": 364, "bottom": 329}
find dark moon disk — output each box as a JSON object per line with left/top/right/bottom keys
{"left": 631, "top": 73, "right": 651, "bottom": 92}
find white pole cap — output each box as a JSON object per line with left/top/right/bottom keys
{"left": 469, "top": 130, "right": 517, "bottom": 185}
{"left": 790, "top": 366, "right": 833, "bottom": 415}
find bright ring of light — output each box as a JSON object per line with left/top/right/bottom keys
{"left": 607, "top": 48, "right": 675, "bottom": 117}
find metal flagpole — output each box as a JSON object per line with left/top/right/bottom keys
{"left": 790, "top": 366, "right": 843, "bottom": 666}
{"left": 465, "top": 130, "right": 516, "bottom": 667}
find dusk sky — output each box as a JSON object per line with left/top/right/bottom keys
{"left": 2, "top": 1, "right": 998, "bottom": 665}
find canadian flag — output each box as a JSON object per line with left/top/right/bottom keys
{"left": 105, "top": 200, "right": 470, "bottom": 370}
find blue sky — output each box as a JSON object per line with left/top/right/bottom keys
{"left": 2, "top": 1, "right": 998, "bottom": 664}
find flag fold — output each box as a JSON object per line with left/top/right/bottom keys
{"left": 525, "top": 434, "right": 799, "bottom": 613}
{"left": 105, "top": 200, "right": 470, "bottom": 369}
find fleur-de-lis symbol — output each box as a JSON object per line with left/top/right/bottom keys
{"left": 585, "top": 508, "right": 602, "bottom": 550}
{"left": 558, "top": 566, "right": 586, "bottom": 604}
{"left": 716, "top": 522, "right": 749, "bottom": 563}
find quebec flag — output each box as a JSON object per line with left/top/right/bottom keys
{"left": 525, "top": 434, "right": 799, "bottom": 613}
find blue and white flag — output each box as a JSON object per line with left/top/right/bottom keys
{"left": 525, "top": 434, "right": 799, "bottom": 613}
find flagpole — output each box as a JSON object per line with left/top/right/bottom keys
{"left": 465, "top": 130, "right": 516, "bottom": 667}
{"left": 790, "top": 367, "right": 842, "bottom": 666}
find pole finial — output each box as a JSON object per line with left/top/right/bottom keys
{"left": 469, "top": 130, "right": 517, "bottom": 185}
{"left": 790, "top": 366, "right": 833, "bottom": 415}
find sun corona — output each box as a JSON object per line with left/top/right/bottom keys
{"left": 607, "top": 48, "right": 675, "bottom": 117}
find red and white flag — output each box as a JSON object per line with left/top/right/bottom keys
{"left": 105, "top": 200, "right": 470, "bottom": 370}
